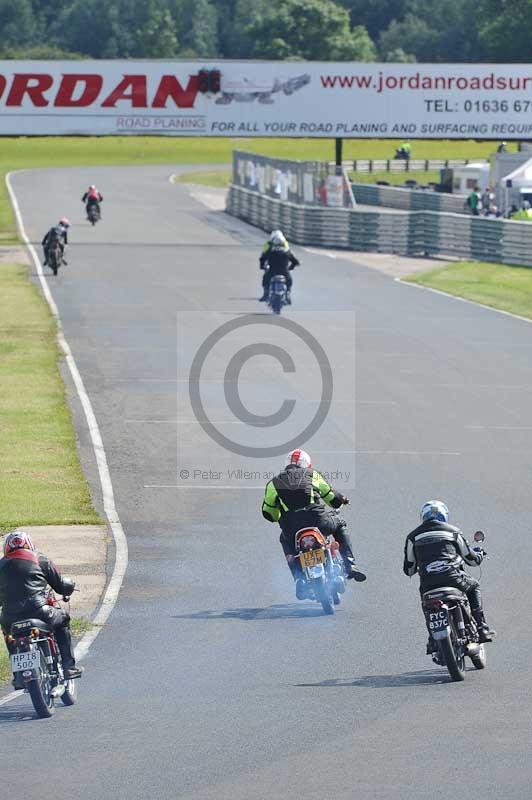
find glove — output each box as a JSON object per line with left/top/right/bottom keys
{"left": 341, "top": 496, "right": 350, "bottom": 505}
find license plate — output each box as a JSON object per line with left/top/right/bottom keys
{"left": 11, "top": 650, "right": 40, "bottom": 673}
{"left": 299, "top": 549, "right": 325, "bottom": 568}
{"left": 427, "top": 610, "right": 449, "bottom": 631}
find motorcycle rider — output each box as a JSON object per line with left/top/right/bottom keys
{"left": 259, "top": 229, "right": 299, "bottom": 303}
{"left": 0, "top": 530, "right": 83, "bottom": 679}
{"left": 403, "top": 500, "right": 496, "bottom": 650}
{"left": 42, "top": 217, "right": 69, "bottom": 266}
{"left": 82, "top": 185, "right": 103, "bottom": 219}
{"left": 262, "top": 449, "right": 366, "bottom": 599}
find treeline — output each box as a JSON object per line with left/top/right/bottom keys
{"left": 0, "top": 0, "right": 528, "bottom": 63}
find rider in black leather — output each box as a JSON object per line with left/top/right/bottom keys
{"left": 0, "top": 530, "right": 83, "bottom": 678}
{"left": 403, "top": 501, "right": 495, "bottom": 646}
{"left": 259, "top": 230, "right": 299, "bottom": 301}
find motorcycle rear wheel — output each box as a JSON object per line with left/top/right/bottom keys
{"left": 439, "top": 633, "right": 466, "bottom": 682}
{"left": 28, "top": 668, "right": 54, "bottom": 718}
{"left": 271, "top": 295, "right": 282, "bottom": 315}
{"left": 313, "top": 576, "right": 334, "bottom": 615}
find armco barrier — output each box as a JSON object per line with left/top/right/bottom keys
{"left": 351, "top": 183, "right": 467, "bottom": 214}
{"left": 227, "top": 185, "right": 532, "bottom": 266}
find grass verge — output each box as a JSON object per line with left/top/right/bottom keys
{"left": 0, "top": 618, "right": 95, "bottom": 686}
{"left": 0, "top": 263, "right": 101, "bottom": 532}
{"left": 0, "top": 137, "right": 513, "bottom": 240}
{"left": 405, "top": 260, "right": 532, "bottom": 319}
{"left": 173, "top": 169, "right": 231, "bottom": 187}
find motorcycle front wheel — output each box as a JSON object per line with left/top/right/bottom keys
{"left": 312, "top": 576, "right": 334, "bottom": 615}
{"left": 61, "top": 677, "right": 77, "bottom": 705}
{"left": 470, "top": 644, "right": 486, "bottom": 670}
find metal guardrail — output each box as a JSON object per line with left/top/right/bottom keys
{"left": 340, "top": 158, "right": 484, "bottom": 173}
{"left": 351, "top": 183, "right": 467, "bottom": 214}
{"left": 226, "top": 184, "right": 532, "bottom": 267}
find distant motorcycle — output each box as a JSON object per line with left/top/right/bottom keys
{"left": 293, "top": 527, "right": 346, "bottom": 615}
{"left": 6, "top": 585, "right": 78, "bottom": 718}
{"left": 422, "top": 530, "right": 488, "bottom": 682}
{"left": 48, "top": 241, "right": 65, "bottom": 276}
{"left": 86, "top": 203, "right": 100, "bottom": 225}
{"left": 268, "top": 275, "right": 289, "bottom": 315}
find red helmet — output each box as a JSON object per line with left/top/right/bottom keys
{"left": 3, "top": 530, "right": 35, "bottom": 556}
{"left": 59, "top": 217, "right": 70, "bottom": 228}
{"left": 286, "top": 449, "right": 312, "bottom": 469}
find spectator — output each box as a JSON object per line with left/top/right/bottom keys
{"left": 466, "top": 187, "right": 481, "bottom": 216}
{"left": 497, "top": 141, "right": 507, "bottom": 153}
{"left": 481, "top": 187, "right": 493, "bottom": 214}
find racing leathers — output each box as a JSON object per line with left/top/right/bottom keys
{"left": 262, "top": 464, "right": 365, "bottom": 580}
{"left": 403, "top": 519, "right": 493, "bottom": 643}
{"left": 42, "top": 225, "right": 67, "bottom": 266}
{"left": 0, "top": 549, "right": 78, "bottom": 671}
{"left": 259, "top": 244, "right": 299, "bottom": 300}
{"left": 82, "top": 189, "right": 103, "bottom": 218}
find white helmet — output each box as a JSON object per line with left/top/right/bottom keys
{"left": 270, "top": 229, "right": 286, "bottom": 246}
{"left": 286, "top": 449, "right": 312, "bottom": 469}
{"left": 420, "top": 500, "right": 449, "bottom": 523}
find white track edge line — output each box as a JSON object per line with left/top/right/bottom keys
{"left": 395, "top": 276, "right": 532, "bottom": 325}
{"left": 0, "top": 172, "right": 129, "bottom": 708}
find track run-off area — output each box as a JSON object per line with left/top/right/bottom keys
{"left": 1, "top": 165, "right": 531, "bottom": 799}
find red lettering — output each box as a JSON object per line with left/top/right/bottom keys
{"left": 101, "top": 75, "right": 147, "bottom": 108}
{"left": 6, "top": 74, "right": 53, "bottom": 107}
{"left": 0, "top": 75, "right": 6, "bottom": 102}
{"left": 152, "top": 75, "right": 198, "bottom": 109}
{"left": 55, "top": 74, "right": 103, "bottom": 107}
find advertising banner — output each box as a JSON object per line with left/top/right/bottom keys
{"left": 1, "top": 61, "right": 532, "bottom": 138}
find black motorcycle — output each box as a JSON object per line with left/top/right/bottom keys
{"left": 48, "top": 241, "right": 64, "bottom": 276}
{"left": 87, "top": 203, "right": 100, "bottom": 225}
{"left": 422, "top": 531, "right": 488, "bottom": 682}
{"left": 6, "top": 585, "right": 78, "bottom": 718}
{"left": 268, "top": 275, "right": 289, "bottom": 315}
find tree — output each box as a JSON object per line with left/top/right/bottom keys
{"left": 0, "top": 0, "right": 37, "bottom": 48}
{"left": 338, "top": 0, "right": 408, "bottom": 39}
{"left": 247, "top": 0, "right": 376, "bottom": 61}
{"left": 181, "top": 0, "right": 219, "bottom": 56}
{"left": 478, "top": 0, "right": 532, "bottom": 62}
{"left": 379, "top": 0, "right": 482, "bottom": 63}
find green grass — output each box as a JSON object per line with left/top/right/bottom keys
{"left": 173, "top": 168, "right": 231, "bottom": 187}
{"left": 350, "top": 170, "right": 440, "bottom": 186}
{"left": 0, "top": 617, "right": 94, "bottom": 685}
{"left": 0, "top": 137, "right": 515, "bottom": 239}
{"left": 406, "top": 260, "right": 532, "bottom": 319}
{"left": 0, "top": 263, "right": 101, "bottom": 533}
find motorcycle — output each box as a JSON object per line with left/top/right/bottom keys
{"left": 5, "top": 585, "right": 78, "bottom": 718}
{"left": 87, "top": 203, "right": 100, "bottom": 225}
{"left": 422, "top": 530, "right": 488, "bottom": 682}
{"left": 293, "top": 526, "right": 346, "bottom": 615}
{"left": 48, "top": 241, "right": 64, "bottom": 276}
{"left": 268, "top": 275, "right": 289, "bottom": 315}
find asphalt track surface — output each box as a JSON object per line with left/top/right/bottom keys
{"left": 2, "top": 166, "right": 532, "bottom": 799}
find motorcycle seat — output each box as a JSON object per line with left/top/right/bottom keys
{"left": 422, "top": 587, "right": 467, "bottom": 603}
{"left": 10, "top": 619, "right": 53, "bottom": 635}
